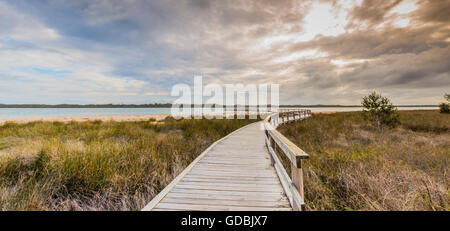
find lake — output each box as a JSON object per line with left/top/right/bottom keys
{"left": 0, "top": 107, "right": 438, "bottom": 118}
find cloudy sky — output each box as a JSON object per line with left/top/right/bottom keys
{"left": 0, "top": 0, "right": 449, "bottom": 105}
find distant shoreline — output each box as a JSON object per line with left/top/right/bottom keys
{"left": 0, "top": 104, "right": 438, "bottom": 108}
{"left": 0, "top": 107, "right": 439, "bottom": 125}
{"left": 0, "top": 114, "right": 169, "bottom": 124}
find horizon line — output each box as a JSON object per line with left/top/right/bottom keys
{"left": 0, "top": 103, "right": 439, "bottom": 108}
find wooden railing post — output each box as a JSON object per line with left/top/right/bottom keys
{"left": 291, "top": 160, "right": 304, "bottom": 211}
{"left": 266, "top": 131, "right": 275, "bottom": 167}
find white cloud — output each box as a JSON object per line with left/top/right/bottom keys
{"left": 0, "top": 0, "right": 448, "bottom": 105}
{"left": 273, "top": 49, "right": 328, "bottom": 63}
{"left": 0, "top": 2, "right": 60, "bottom": 41}
{"left": 389, "top": 0, "right": 418, "bottom": 15}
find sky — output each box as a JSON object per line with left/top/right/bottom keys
{"left": 0, "top": 0, "right": 449, "bottom": 105}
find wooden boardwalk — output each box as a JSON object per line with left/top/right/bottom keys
{"left": 143, "top": 122, "right": 292, "bottom": 211}
{"left": 142, "top": 109, "right": 312, "bottom": 211}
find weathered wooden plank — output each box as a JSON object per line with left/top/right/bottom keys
{"left": 197, "top": 162, "right": 270, "bottom": 167}
{"left": 174, "top": 184, "right": 282, "bottom": 193}
{"left": 181, "top": 174, "right": 278, "bottom": 181}
{"left": 180, "top": 178, "right": 280, "bottom": 185}
{"left": 193, "top": 166, "right": 272, "bottom": 171}
{"left": 204, "top": 156, "right": 268, "bottom": 160}
{"left": 160, "top": 197, "right": 291, "bottom": 208}
{"left": 187, "top": 171, "right": 276, "bottom": 178}
{"left": 190, "top": 168, "right": 275, "bottom": 174}
{"left": 152, "top": 208, "right": 185, "bottom": 211}
{"left": 155, "top": 202, "right": 292, "bottom": 211}
{"left": 189, "top": 168, "right": 276, "bottom": 174}
{"left": 200, "top": 159, "right": 269, "bottom": 163}
{"left": 197, "top": 160, "right": 270, "bottom": 166}
{"left": 164, "top": 192, "right": 287, "bottom": 202}
{"left": 195, "top": 162, "right": 271, "bottom": 166}
{"left": 200, "top": 156, "right": 270, "bottom": 160}
{"left": 177, "top": 181, "right": 284, "bottom": 189}
{"left": 169, "top": 188, "right": 285, "bottom": 197}
{"left": 200, "top": 157, "right": 268, "bottom": 161}
{"left": 207, "top": 149, "right": 267, "bottom": 154}
{"left": 182, "top": 174, "right": 277, "bottom": 179}
{"left": 197, "top": 160, "right": 269, "bottom": 163}
{"left": 186, "top": 173, "right": 278, "bottom": 179}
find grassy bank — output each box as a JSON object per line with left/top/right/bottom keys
{"left": 278, "top": 110, "right": 449, "bottom": 211}
{"left": 0, "top": 117, "right": 258, "bottom": 210}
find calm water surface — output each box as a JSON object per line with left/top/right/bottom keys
{"left": 0, "top": 107, "right": 438, "bottom": 118}
{"left": 0, "top": 108, "right": 172, "bottom": 117}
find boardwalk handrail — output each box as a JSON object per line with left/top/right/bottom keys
{"left": 263, "top": 109, "right": 312, "bottom": 211}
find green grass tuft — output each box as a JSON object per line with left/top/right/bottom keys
{"left": 0, "top": 117, "right": 258, "bottom": 210}
{"left": 278, "top": 110, "right": 449, "bottom": 211}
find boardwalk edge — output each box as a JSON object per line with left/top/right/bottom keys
{"left": 141, "top": 121, "right": 260, "bottom": 211}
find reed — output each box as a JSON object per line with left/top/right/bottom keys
{"left": 278, "top": 110, "right": 449, "bottom": 210}
{"left": 0, "top": 117, "right": 258, "bottom": 210}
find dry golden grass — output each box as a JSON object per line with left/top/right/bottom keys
{"left": 0, "top": 117, "right": 258, "bottom": 211}
{"left": 278, "top": 110, "right": 449, "bottom": 211}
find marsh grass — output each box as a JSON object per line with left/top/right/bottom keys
{"left": 278, "top": 110, "right": 449, "bottom": 211}
{"left": 0, "top": 117, "right": 258, "bottom": 210}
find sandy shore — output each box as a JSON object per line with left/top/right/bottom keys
{"left": 0, "top": 112, "right": 271, "bottom": 124}
{"left": 0, "top": 114, "right": 170, "bottom": 124}
{"left": 0, "top": 110, "right": 358, "bottom": 124}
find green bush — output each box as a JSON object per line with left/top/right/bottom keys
{"left": 361, "top": 91, "right": 399, "bottom": 131}
{"left": 439, "top": 103, "right": 450, "bottom": 113}
{"left": 439, "top": 93, "right": 450, "bottom": 114}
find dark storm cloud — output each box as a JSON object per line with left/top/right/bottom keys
{"left": 295, "top": 27, "right": 441, "bottom": 59}
{"left": 263, "top": 0, "right": 450, "bottom": 104}
{"left": 414, "top": 0, "right": 450, "bottom": 23}
{"left": 348, "top": 0, "right": 402, "bottom": 25}
{"left": 0, "top": 0, "right": 449, "bottom": 104}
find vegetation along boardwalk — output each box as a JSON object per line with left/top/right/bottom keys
{"left": 142, "top": 109, "right": 312, "bottom": 211}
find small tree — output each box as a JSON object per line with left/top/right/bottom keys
{"left": 439, "top": 93, "right": 450, "bottom": 114}
{"left": 361, "top": 91, "right": 400, "bottom": 131}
